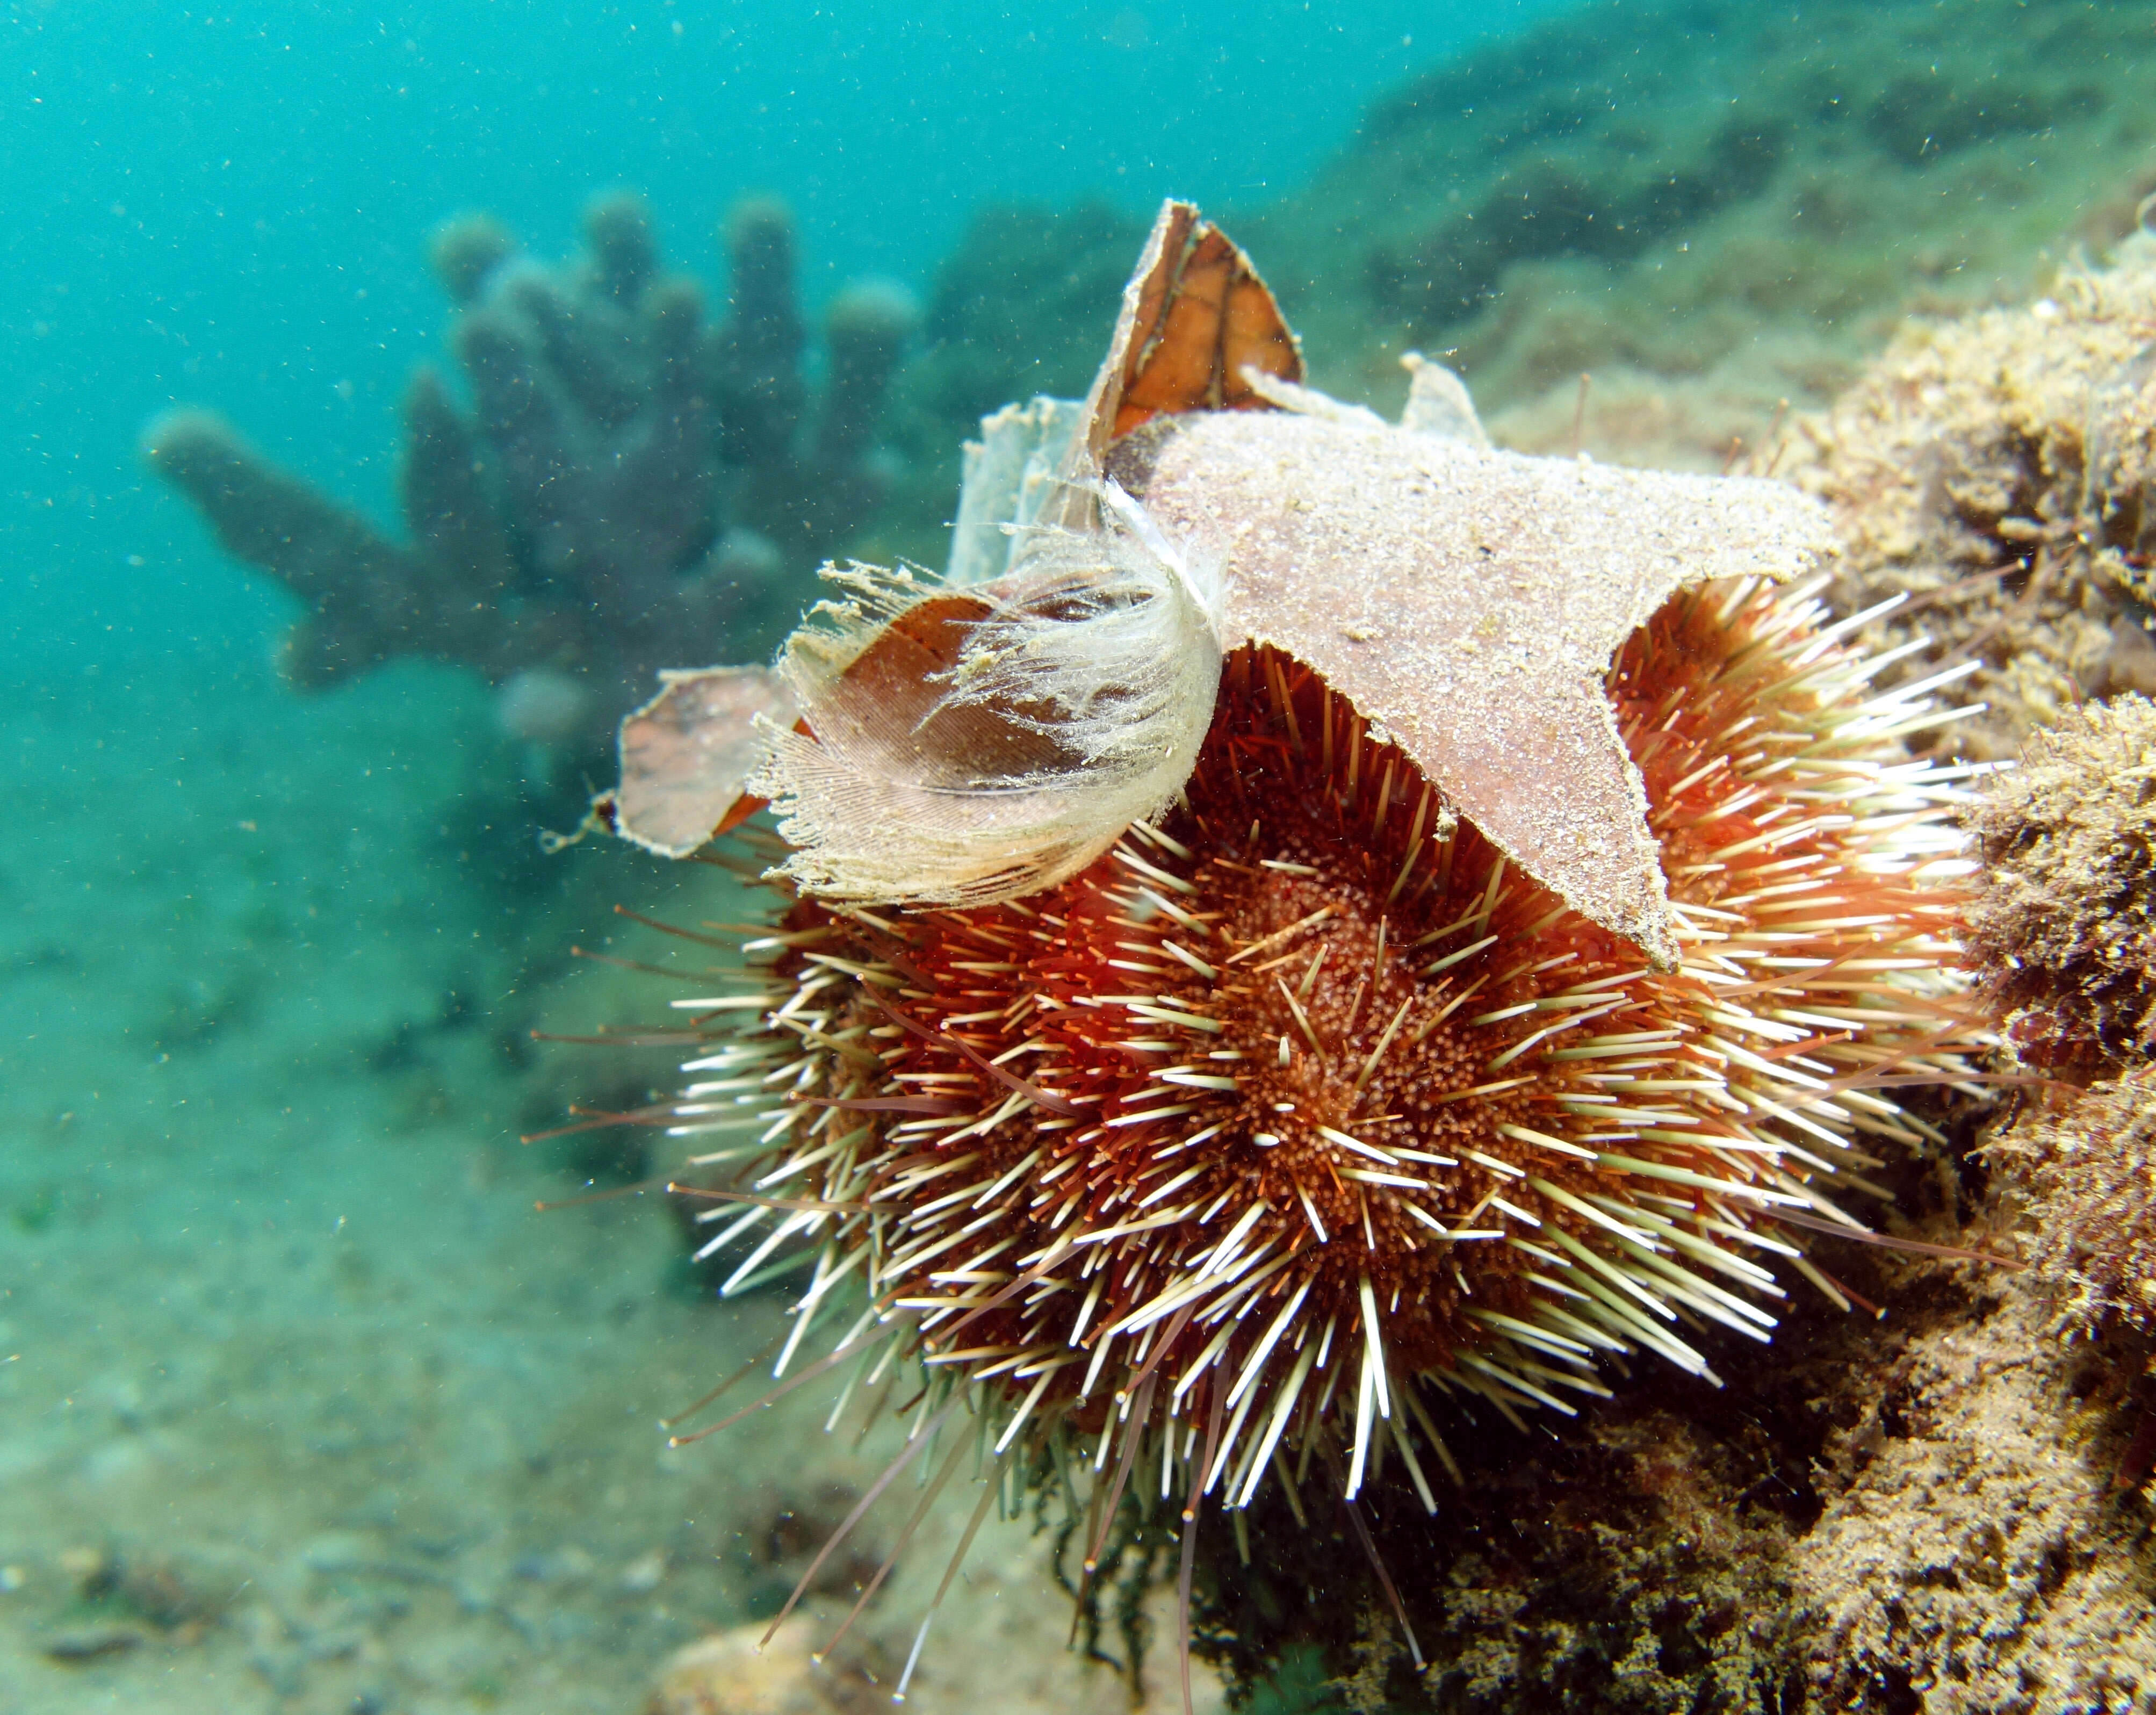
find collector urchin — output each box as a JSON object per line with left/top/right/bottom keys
{"left": 578, "top": 201, "right": 1991, "bottom": 1698}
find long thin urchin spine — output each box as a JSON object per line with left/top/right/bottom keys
{"left": 652, "top": 573, "right": 1987, "bottom": 1682}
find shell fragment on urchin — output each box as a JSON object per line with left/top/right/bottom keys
{"left": 1111, "top": 406, "right": 1844, "bottom": 970}
{"left": 598, "top": 199, "right": 1847, "bottom": 972}
{"left": 742, "top": 483, "right": 1230, "bottom": 911}
{"left": 659, "top": 575, "right": 1982, "bottom": 1542}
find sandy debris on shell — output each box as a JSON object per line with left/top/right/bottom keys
{"left": 1107, "top": 407, "right": 1836, "bottom": 968}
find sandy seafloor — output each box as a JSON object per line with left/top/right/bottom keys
{"left": 0, "top": 644, "right": 1220, "bottom": 1714}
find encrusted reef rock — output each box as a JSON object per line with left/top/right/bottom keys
{"left": 1964, "top": 695, "right": 2156, "bottom": 1075}
{"left": 1788, "top": 1277, "right": 2156, "bottom": 1713}
{"left": 1194, "top": 1258, "right": 2156, "bottom": 1713}
{"left": 145, "top": 190, "right": 914, "bottom": 756}
{"left": 1789, "top": 700, "right": 2156, "bottom": 1712}
{"left": 1191, "top": 1350, "right": 1818, "bottom": 1713}
{"left": 1991, "top": 1072, "right": 2156, "bottom": 1342}
{"left": 1965, "top": 695, "right": 2156, "bottom": 1349}
{"left": 1792, "top": 234, "right": 2156, "bottom": 761}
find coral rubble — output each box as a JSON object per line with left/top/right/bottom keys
{"left": 647, "top": 1613, "right": 874, "bottom": 1715}
{"left": 145, "top": 191, "right": 913, "bottom": 755}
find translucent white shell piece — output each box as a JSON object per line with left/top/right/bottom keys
{"left": 747, "top": 485, "right": 1226, "bottom": 908}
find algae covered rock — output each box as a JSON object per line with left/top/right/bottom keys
{"left": 1787, "top": 1278, "right": 2156, "bottom": 1713}
{"left": 1994, "top": 1072, "right": 2156, "bottom": 1340}
{"left": 1190, "top": 1371, "right": 1814, "bottom": 1713}
{"left": 1965, "top": 695, "right": 2156, "bottom": 1340}
{"left": 1793, "top": 239, "right": 2156, "bottom": 760}
{"left": 1193, "top": 1265, "right": 2156, "bottom": 1714}
{"left": 1964, "top": 695, "right": 2156, "bottom": 1072}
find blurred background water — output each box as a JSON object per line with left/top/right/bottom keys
{"left": 3, "top": 1, "right": 2151, "bottom": 1710}
{"left": 3, "top": 0, "right": 1572, "bottom": 669}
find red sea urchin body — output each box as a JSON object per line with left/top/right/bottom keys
{"left": 672, "top": 575, "right": 1978, "bottom": 1515}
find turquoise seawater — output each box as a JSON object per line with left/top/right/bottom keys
{"left": 3, "top": 0, "right": 1574, "bottom": 667}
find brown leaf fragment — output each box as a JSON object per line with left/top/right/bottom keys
{"left": 1107, "top": 409, "right": 1838, "bottom": 967}
{"left": 1063, "top": 200, "right": 1301, "bottom": 515}
{"left": 612, "top": 665, "right": 797, "bottom": 857}
{"left": 785, "top": 590, "right": 1037, "bottom": 786}
{"left": 1115, "top": 222, "right": 1301, "bottom": 436}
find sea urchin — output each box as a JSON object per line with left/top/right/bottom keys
{"left": 649, "top": 570, "right": 1979, "bottom": 1690}
{"left": 575, "top": 202, "right": 1991, "bottom": 1700}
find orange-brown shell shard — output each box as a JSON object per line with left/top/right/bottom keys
{"left": 770, "top": 589, "right": 1058, "bottom": 790}
{"left": 1115, "top": 221, "right": 1301, "bottom": 437}
{"left": 610, "top": 665, "right": 796, "bottom": 857}
{"left": 1074, "top": 199, "right": 1301, "bottom": 481}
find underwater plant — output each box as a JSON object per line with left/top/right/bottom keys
{"left": 582, "top": 203, "right": 1990, "bottom": 1704}
{"left": 144, "top": 191, "right": 914, "bottom": 758}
